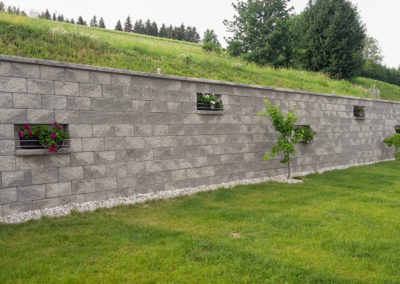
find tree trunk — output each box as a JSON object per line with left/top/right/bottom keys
{"left": 287, "top": 151, "right": 291, "bottom": 180}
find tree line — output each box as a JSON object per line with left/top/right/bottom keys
{"left": 224, "top": 0, "right": 400, "bottom": 83}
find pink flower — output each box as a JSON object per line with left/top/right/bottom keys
{"left": 52, "top": 122, "right": 58, "bottom": 126}
{"left": 59, "top": 125, "right": 64, "bottom": 130}
{"left": 51, "top": 133, "right": 56, "bottom": 139}
{"left": 49, "top": 147, "right": 55, "bottom": 153}
{"left": 24, "top": 124, "right": 30, "bottom": 130}
{"left": 19, "top": 130, "right": 24, "bottom": 138}
{"left": 28, "top": 129, "right": 32, "bottom": 135}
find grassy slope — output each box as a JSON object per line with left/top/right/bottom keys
{"left": 1, "top": 162, "right": 400, "bottom": 283}
{"left": 1, "top": 13, "right": 400, "bottom": 101}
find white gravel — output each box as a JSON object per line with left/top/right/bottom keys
{"left": 0, "top": 159, "right": 392, "bottom": 224}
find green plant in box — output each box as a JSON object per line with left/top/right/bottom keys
{"left": 384, "top": 133, "right": 400, "bottom": 161}
{"left": 19, "top": 122, "right": 68, "bottom": 152}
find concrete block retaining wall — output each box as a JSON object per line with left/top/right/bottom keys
{"left": 0, "top": 55, "right": 399, "bottom": 217}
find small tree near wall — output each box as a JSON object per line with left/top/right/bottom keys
{"left": 258, "top": 98, "right": 310, "bottom": 179}
{"left": 384, "top": 134, "right": 400, "bottom": 161}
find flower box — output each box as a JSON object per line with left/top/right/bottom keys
{"left": 396, "top": 125, "right": 400, "bottom": 134}
{"left": 197, "top": 93, "right": 223, "bottom": 111}
{"left": 19, "top": 136, "right": 44, "bottom": 149}
{"left": 353, "top": 105, "right": 365, "bottom": 119}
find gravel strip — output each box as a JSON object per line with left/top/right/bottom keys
{"left": 0, "top": 159, "right": 392, "bottom": 224}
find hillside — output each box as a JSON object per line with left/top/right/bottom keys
{"left": 1, "top": 13, "right": 400, "bottom": 101}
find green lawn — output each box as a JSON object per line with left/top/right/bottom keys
{"left": 1, "top": 162, "right": 400, "bottom": 283}
{"left": 2, "top": 13, "right": 400, "bottom": 101}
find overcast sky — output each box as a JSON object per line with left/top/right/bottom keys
{"left": 3, "top": 0, "right": 400, "bottom": 68}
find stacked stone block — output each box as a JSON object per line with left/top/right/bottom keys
{"left": 0, "top": 55, "right": 399, "bottom": 217}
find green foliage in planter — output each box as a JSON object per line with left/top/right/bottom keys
{"left": 295, "top": 125, "right": 316, "bottom": 144}
{"left": 19, "top": 122, "right": 68, "bottom": 152}
{"left": 384, "top": 133, "right": 400, "bottom": 161}
{"left": 197, "top": 93, "right": 223, "bottom": 107}
{"left": 258, "top": 99, "right": 306, "bottom": 179}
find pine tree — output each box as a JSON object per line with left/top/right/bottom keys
{"left": 133, "top": 20, "right": 144, "bottom": 34}
{"left": 115, "top": 20, "right": 123, "bottom": 31}
{"left": 0, "top": 2, "right": 5, "bottom": 12}
{"left": 144, "top": 19, "right": 151, "bottom": 35}
{"left": 159, "top": 24, "right": 167, "bottom": 38}
{"left": 44, "top": 9, "right": 51, "bottom": 20}
{"left": 167, "top": 25, "right": 173, "bottom": 38}
{"left": 77, "top": 16, "right": 87, "bottom": 25}
{"left": 52, "top": 12, "right": 56, "bottom": 21}
{"left": 57, "top": 14, "right": 64, "bottom": 22}
{"left": 90, "top": 15, "right": 98, "bottom": 27}
{"left": 99, "top": 17, "right": 106, "bottom": 28}
{"left": 70, "top": 19, "right": 75, "bottom": 24}
{"left": 301, "top": 0, "right": 366, "bottom": 79}
{"left": 124, "top": 16, "right": 133, "bottom": 32}
{"left": 150, "top": 21, "right": 158, "bottom": 36}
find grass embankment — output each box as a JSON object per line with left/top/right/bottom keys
{"left": 1, "top": 162, "right": 400, "bottom": 283}
{"left": 1, "top": 13, "right": 400, "bottom": 101}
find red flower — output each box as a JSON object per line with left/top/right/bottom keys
{"left": 36, "top": 130, "right": 40, "bottom": 135}
{"left": 51, "top": 133, "right": 57, "bottom": 139}
{"left": 52, "top": 122, "right": 58, "bottom": 126}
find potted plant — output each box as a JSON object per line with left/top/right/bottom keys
{"left": 353, "top": 105, "right": 365, "bottom": 119}
{"left": 295, "top": 125, "right": 316, "bottom": 144}
{"left": 197, "top": 93, "right": 223, "bottom": 111}
{"left": 19, "top": 122, "right": 68, "bottom": 152}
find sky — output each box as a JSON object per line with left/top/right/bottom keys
{"left": 2, "top": 0, "right": 400, "bottom": 68}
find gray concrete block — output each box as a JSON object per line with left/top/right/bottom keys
{"left": 94, "top": 151, "right": 115, "bottom": 164}
{"left": 83, "top": 165, "right": 106, "bottom": 179}
{"left": 60, "top": 182, "right": 72, "bottom": 196}
{"left": 132, "top": 100, "right": 151, "bottom": 112}
{"left": 93, "top": 124, "right": 114, "bottom": 137}
{"left": 106, "top": 163, "right": 127, "bottom": 177}
{"left": 0, "top": 76, "right": 26, "bottom": 92}
{"left": 16, "top": 156, "right": 44, "bottom": 170}
{"left": 0, "top": 187, "right": 17, "bottom": 204}
{"left": 1, "top": 171, "right": 24, "bottom": 187}
{"left": 55, "top": 110, "right": 80, "bottom": 123}
{"left": 31, "top": 168, "right": 59, "bottom": 184}
{"left": 79, "top": 83, "right": 102, "bottom": 98}
{"left": 0, "top": 156, "right": 15, "bottom": 171}
{"left": 117, "top": 175, "right": 136, "bottom": 189}
{"left": 102, "top": 112, "right": 124, "bottom": 124}
{"left": 55, "top": 81, "right": 79, "bottom": 96}
{"left": 152, "top": 125, "right": 169, "bottom": 136}
{"left": 123, "top": 87, "right": 142, "bottom": 100}
{"left": 113, "top": 99, "right": 133, "bottom": 112}
{"left": 89, "top": 71, "right": 111, "bottom": 84}
{"left": 91, "top": 98, "right": 114, "bottom": 111}
{"left": 171, "top": 169, "right": 187, "bottom": 181}
{"left": 0, "top": 92, "right": 12, "bottom": 108}
{"left": 18, "top": 184, "right": 45, "bottom": 202}
{"left": 32, "top": 197, "right": 60, "bottom": 210}
{"left": 95, "top": 177, "right": 117, "bottom": 191}
{"left": 27, "top": 109, "right": 55, "bottom": 123}
{"left": 40, "top": 65, "right": 66, "bottom": 81}
{"left": 126, "top": 162, "right": 146, "bottom": 175}
{"left": 2, "top": 201, "right": 32, "bottom": 216}
{"left": 153, "top": 148, "right": 171, "bottom": 160}
{"left": 115, "top": 124, "right": 134, "bottom": 137}
{"left": 111, "top": 74, "right": 131, "bottom": 86}
{"left": 0, "top": 109, "right": 27, "bottom": 123}
{"left": 69, "top": 124, "right": 93, "bottom": 138}
{"left": 135, "top": 125, "right": 152, "bottom": 136}
{"left": 0, "top": 140, "right": 15, "bottom": 155}
{"left": 27, "top": 79, "right": 54, "bottom": 94}
{"left": 46, "top": 183, "right": 60, "bottom": 198}
{"left": 122, "top": 112, "right": 141, "bottom": 124}
{"left": 79, "top": 111, "right": 103, "bottom": 124}
{"left": 71, "top": 152, "right": 94, "bottom": 166}
{"left": 102, "top": 85, "right": 123, "bottom": 98}
{"left": 82, "top": 138, "right": 105, "bottom": 151}
{"left": 136, "top": 173, "right": 156, "bottom": 186}
{"left": 41, "top": 95, "right": 67, "bottom": 109}
{"left": 126, "top": 137, "right": 145, "bottom": 149}
{"left": 105, "top": 137, "right": 126, "bottom": 150}
{"left": 44, "top": 155, "right": 71, "bottom": 168}
{"left": 135, "top": 149, "right": 154, "bottom": 161}
{"left": 67, "top": 96, "right": 91, "bottom": 110}
{"left": 60, "top": 194, "right": 85, "bottom": 205}
{"left": 71, "top": 179, "right": 95, "bottom": 194}
{"left": 84, "top": 191, "right": 108, "bottom": 202}
{"left": 13, "top": 93, "right": 41, "bottom": 109}
{"left": 66, "top": 69, "right": 90, "bottom": 83}
{"left": 59, "top": 166, "right": 84, "bottom": 182}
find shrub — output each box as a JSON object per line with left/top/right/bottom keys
{"left": 384, "top": 133, "right": 400, "bottom": 161}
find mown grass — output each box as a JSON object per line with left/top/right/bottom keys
{"left": 2, "top": 12, "right": 400, "bottom": 101}
{"left": 1, "top": 162, "right": 400, "bottom": 283}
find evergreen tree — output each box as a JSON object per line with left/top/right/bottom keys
{"left": 52, "top": 12, "right": 56, "bottom": 21}
{"left": 0, "top": 2, "right": 5, "bottom": 12}
{"left": 203, "top": 29, "right": 220, "bottom": 46}
{"left": 124, "top": 16, "right": 133, "bottom": 32}
{"left": 159, "top": 23, "right": 167, "bottom": 38}
{"left": 300, "top": 0, "right": 366, "bottom": 79}
{"left": 115, "top": 20, "right": 123, "bottom": 31}
{"left": 224, "top": 0, "right": 294, "bottom": 67}
{"left": 167, "top": 25, "right": 173, "bottom": 38}
{"left": 144, "top": 19, "right": 151, "bottom": 35}
{"left": 57, "top": 14, "right": 64, "bottom": 22}
{"left": 150, "top": 21, "right": 158, "bottom": 36}
{"left": 44, "top": 9, "right": 51, "bottom": 20}
{"left": 90, "top": 15, "right": 98, "bottom": 27}
{"left": 77, "top": 16, "right": 87, "bottom": 25}
{"left": 133, "top": 19, "right": 144, "bottom": 33}
{"left": 99, "top": 17, "right": 106, "bottom": 28}
{"left": 70, "top": 18, "right": 75, "bottom": 24}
